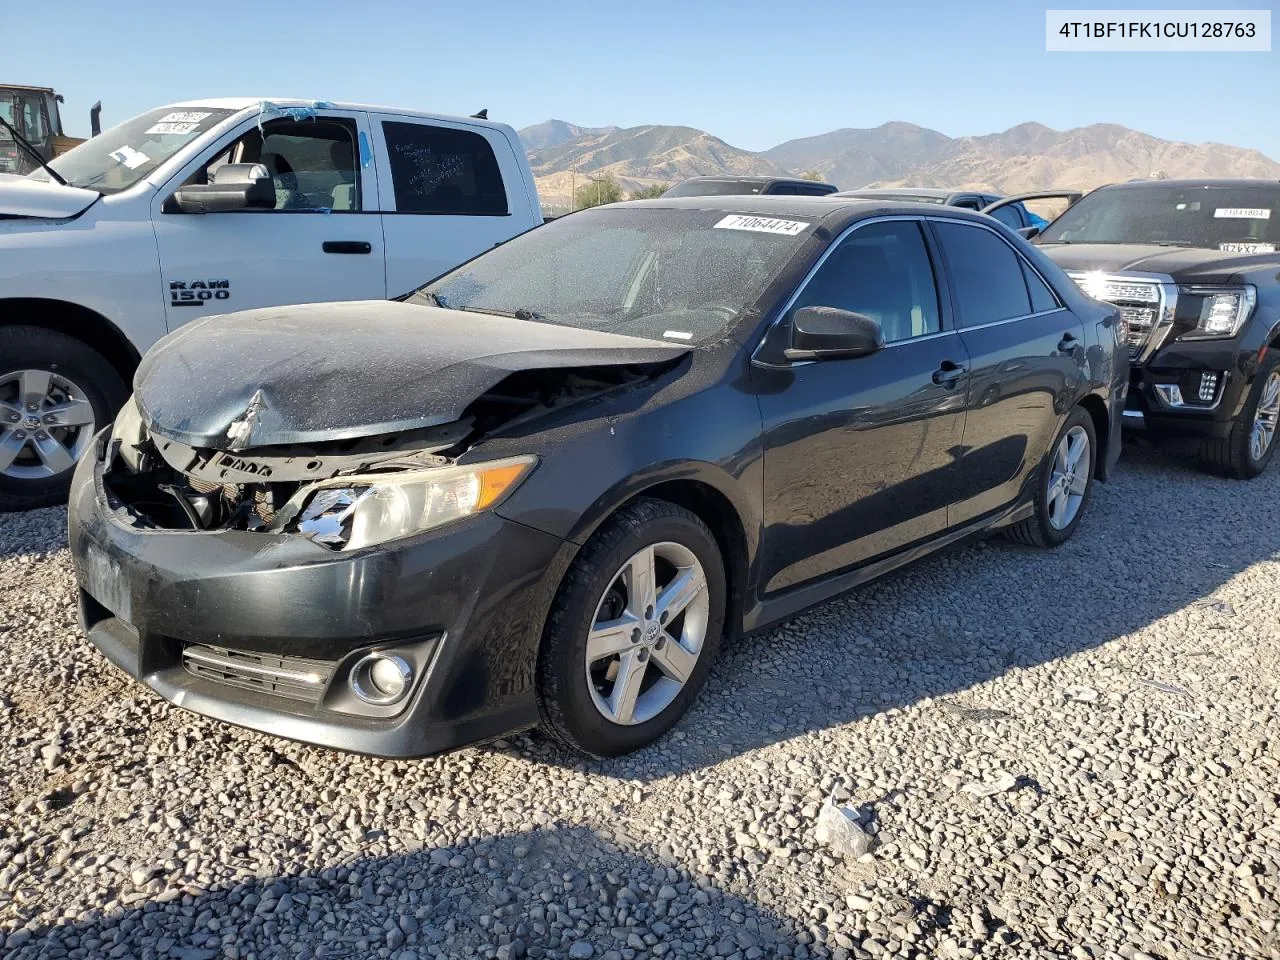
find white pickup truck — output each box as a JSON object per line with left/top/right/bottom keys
{"left": 0, "top": 97, "right": 543, "bottom": 509}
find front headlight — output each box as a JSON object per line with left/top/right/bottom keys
{"left": 1179, "top": 284, "right": 1257, "bottom": 339}
{"left": 289, "top": 455, "right": 537, "bottom": 551}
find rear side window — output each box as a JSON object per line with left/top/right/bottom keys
{"left": 932, "top": 221, "right": 1032, "bottom": 326}
{"left": 1022, "top": 261, "right": 1060, "bottom": 313}
{"left": 790, "top": 220, "right": 941, "bottom": 343}
{"left": 382, "top": 121, "right": 508, "bottom": 215}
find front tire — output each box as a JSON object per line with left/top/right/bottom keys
{"left": 1198, "top": 354, "right": 1280, "bottom": 480}
{"left": 1005, "top": 405, "right": 1096, "bottom": 548}
{"left": 536, "top": 498, "right": 726, "bottom": 757}
{"left": 0, "top": 326, "right": 129, "bottom": 512}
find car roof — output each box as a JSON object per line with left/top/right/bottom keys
{"left": 160, "top": 97, "right": 513, "bottom": 132}
{"left": 606, "top": 194, "right": 993, "bottom": 232}
{"left": 835, "top": 187, "right": 998, "bottom": 200}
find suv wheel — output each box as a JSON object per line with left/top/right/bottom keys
{"left": 1199, "top": 353, "right": 1280, "bottom": 480}
{"left": 537, "top": 498, "right": 726, "bottom": 757}
{"left": 1005, "top": 405, "right": 1096, "bottom": 548}
{"left": 0, "top": 326, "right": 128, "bottom": 511}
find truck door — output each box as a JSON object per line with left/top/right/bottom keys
{"left": 370, "top": 115, "right": 531, "bottom": 296}
{"left": 152, "top": 110, "right": 385, "bottom": 327}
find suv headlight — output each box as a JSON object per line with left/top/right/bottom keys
{"left": 1179, "top": 284, "right": 1257, "bottom": 339}
{"left": 288, "top": 455, "right": 536, "bottom": 551}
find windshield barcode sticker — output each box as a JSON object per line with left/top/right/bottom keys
{"left": 714, "top": 214, "right": 810, "bottom": 236}
{"left": 1214, "top": 208, "right": 1271, "bottom": 219}
{"left": 145, "top": 122, "right": 201, "bottom": 136}
{"left": 1219, "top": 241, "right": 1276, "bottom": 253}
{"left": 156, "top": 111, "right": 212, "bottom": 124}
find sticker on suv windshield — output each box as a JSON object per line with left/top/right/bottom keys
{"left": 1214, "top": 208, "right": 1271, "bottom": 219}
{"left": 714, "top": 214, "right": 810, "bottom": 236}
{"left": 145, "top": 112, "right": 213, "bottom": 136}
{"left": 1219, "top": 241, "right": 1277, "bottom": 254}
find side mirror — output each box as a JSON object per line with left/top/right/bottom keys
{"left": 165, "top": 163, "right": 275, "bottom": 214}
{"left": 1017, "top": 225, "right": 1042, "bottom": 240}
{"left": 784, "top": 306, "right": 884, "bottom": 362}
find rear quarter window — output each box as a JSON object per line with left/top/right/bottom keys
{"left": 382, "top": 121, "right": 508, "bottom": 216}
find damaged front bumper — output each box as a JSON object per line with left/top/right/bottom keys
{"left": 68, "top": 429, "right": 572, "bottom": 757}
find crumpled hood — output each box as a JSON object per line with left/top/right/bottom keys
{"left": 135, "top": 300, "right": 690, "bottom": 450}
{"left": 1038, "top": 242, "right": 1280, "bottom": 284}
{"left": 0, "top": 173, "right": 100, "bottom": 219}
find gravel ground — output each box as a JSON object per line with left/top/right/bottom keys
{"left": 1, "top": 441, "right": 1278, "bottom": 960}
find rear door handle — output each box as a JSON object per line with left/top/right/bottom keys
{"left": 932, "top": 360, "right": 967, "bottom": 386}
{"left": 322, "top": 241, "right": 372, "bottom": 255}
{"left": 1058, "top": 331, "right": 1079, "bottom": 353}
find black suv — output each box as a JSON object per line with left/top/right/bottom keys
{"left": 997, "top": 180, "right": 1280, "bottom": 478}
{"left": 663, "top": 176, "right": 838, "bottom": 197}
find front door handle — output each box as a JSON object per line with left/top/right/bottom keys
{"left": 1058, "top": 331, "right": 1079, "bottom": 353}
{"left": 322, "top": 241, "right": 372, "bottom": 255}
{"left": 932, "top": 360, "right": 967, "bottom": 386}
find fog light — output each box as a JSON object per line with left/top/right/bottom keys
{"left": 349, "top": 653, "right": 413, "bottom": 705}
{"left": 1199, "top": 372, "right": 1219, "bottom": 402}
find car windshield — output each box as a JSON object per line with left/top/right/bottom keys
{"left": 411, "top": 207, "right": 814, "bottom": 345}
{"left": 1040, "top": 184, "right": 1280, "bottom": 250}
{"left": 25, "top": 106, "right": 236, "bottom": 194}
{"left": 664, "top": 179, "right": 764, "bottom": 197}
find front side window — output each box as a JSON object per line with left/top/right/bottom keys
{"left": 988, "top": 203, "right": 1025, "bottom": 230}
{"left": 382, "top": 121, "right": 507, "bottom": 215}
{"left": 27, "top": 106, "right": 235, "bottom": 193}
{"left": 933, "top": 220, "right": 1032, "bottom": 326}
{"left": 413, "top": 207, "right": 811, "bottom": 344}
{"left": 789, "top": 220, "right": 941, "bottom": 343}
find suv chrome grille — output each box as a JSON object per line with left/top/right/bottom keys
{"left": 182, "top": 643, "right": 333, "bottom": 703}
{"left": 1068, "top": 272, "right": 1167, "bottom": 362}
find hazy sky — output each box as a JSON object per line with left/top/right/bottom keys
{"left": 8, "top": 0, "right": 1279, "bottom": 158}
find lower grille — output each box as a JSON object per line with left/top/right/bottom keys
{"left": 182, "top": 643, "right": 333, "bottom": 704}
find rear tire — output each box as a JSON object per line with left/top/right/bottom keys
{"left": 1005, "top": 406, "right": 1096, "bottom": 548}
{"left": 536, "top": 498, "right": 726, "bottom": 757}
{"left": 1197, "top": 353, "right": 1280, "bottom": 480}
{"left": 0, "top": 326, "right": 128, "bottom": 512}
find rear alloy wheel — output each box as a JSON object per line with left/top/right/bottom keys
{"left": 1200, "top": 355, "right": 1280, "bottom": 480}
{"left": 537, "top": 498, "right": 726, "bottom": 756}
{"left": 1005, "top": 406, "right": 1096, "bottom": 548}
{"left": 0, "top": 326, "right": 128, "bottom": 511}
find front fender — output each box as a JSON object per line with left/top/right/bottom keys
{"left": 0, "top": 203, "right": 166, "bottom": 353}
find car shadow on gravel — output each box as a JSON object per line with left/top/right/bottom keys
{"left": 521, "top": 441, "right": 1280, "bottom": 781}
{"left": 5, "top": 824, "right": 826, "bottom": 959}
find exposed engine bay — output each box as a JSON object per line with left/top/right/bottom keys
{"left": 102, "top": 364, "right": 671, "bottom": 538}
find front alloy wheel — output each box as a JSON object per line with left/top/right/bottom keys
{"left": 537, "top": 498, "right": 726, "bottom": 756}
{"left": 585, "top": 542, "right": 710, "bottom": 726}
{"left": 1249, "top": 370, "right": 1280, "bottom": 463}
{"left": 0, "top": 369, "right": 97, "bottom": 482}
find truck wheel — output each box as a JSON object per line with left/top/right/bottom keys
{"left": 0, "top": 326, "right": 129, "bottom": 511}
{"left": 536, "top": 498, "right": 726, "bottom": 757}
{"left": 1198, "top": 354, "right": 1280, "bottom": 480}
{"left": 1005, "top": 406, "right": 1096, "bottom": 548}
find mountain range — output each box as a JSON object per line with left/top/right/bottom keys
{"left": 519, "top": 118, "right": 1280, "bottom": 212}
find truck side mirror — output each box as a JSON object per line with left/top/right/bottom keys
{"left": 1017, "top": 225, "right": 1041, "bottom": 240}
{"left": 165, "top": 163, "right": 275, "bottom": 214}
